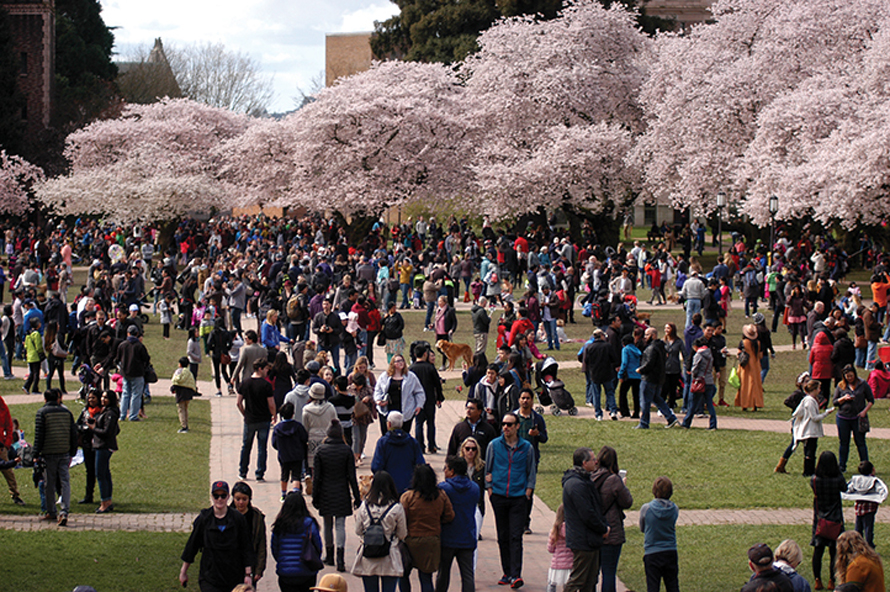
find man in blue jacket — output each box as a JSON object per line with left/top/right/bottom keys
{"left": 436, "top": 455, "right": 479, "bottom": 592}
{"left": 485, "top": 412, "right": 536, "bottom": 589}
{"left": 370, "top": 411, "right": 425, "bottom": 495}
{"left": 562, "top": 447, "right": 609, "bottom": 592}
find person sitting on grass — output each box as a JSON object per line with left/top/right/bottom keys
{"left": 170, "top": 356, "right": 197, "bottom": 434}
{"left": 741, "top": 543, "right": 793, "bottom": 592}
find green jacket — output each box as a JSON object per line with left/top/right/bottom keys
{"left": 24, "top": 330, "right": 43, "bottom": 363}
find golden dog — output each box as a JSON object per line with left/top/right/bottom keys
{"left": 358, "top": 474, "right": 373, "bottom": 499}
{"left": 436, "top": 339, "right": 473, "bottom": 371}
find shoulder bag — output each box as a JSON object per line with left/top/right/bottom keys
{"left": 301, "top": 525, "right": 324, "bottom": 572}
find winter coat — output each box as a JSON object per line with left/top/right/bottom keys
{"left": 617, "top": 343, "right": 642, "bottom": 381}
{"left": 302, "top": 401, "right": 336, "bottom": 465}
{"left": 351, "top": 501, "right": 408, "bottom": 577}
{"left": 791, "top": 396, "right": 832, "bottom": 443}
{"left": 271, "top": 419, "right": 308, "bottom": 464}
{"left": 471, "top": 304, "right": 490, "bottom": 335}
{"left": 638, "top": 339, "right": 667, "bottom": 385}
{"left": 561, "top": 467, "right": 608, "bottom": 551}
{"left": 371, "top": 429, "right": 426, "bottom": 495}
{"left": 272, "top": 517, "right": 322, "bottom": 577}
{"left": 438, "top": 475, "right": 480, "bottom": 549}
{"left": 867, "top": 368, "right": 890, "bottom": 399}
{"left": 373, "top": 372, "right": 426, "bottom": 419}
{"left": 91, "top": 406, "right": 119, "bottom": 451}
{"left": 591, "top": 467, "right": 633, "bottom": 545}
{"left": 400, "top": 489, "right": 455, "bottom": 573}
{"left": 809, "top": 331, "right": 834, "bottom": 380}
{"left": 830, "top": 337, "right": 856, "bottom": 381}
{"left": 690, "top": 346, "right": 715, "bottom": 385}
{"left": 547, "top": 523, "right": 573, "bottom": 571}
{"left": 580, "top": 339, "right": 619, "bottom": 384}
{"left": 312, "top": 438, "right": 360, "bottom": 517}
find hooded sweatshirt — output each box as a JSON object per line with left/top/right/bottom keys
{"left": 272, "top": 418, "right": 309, "bottom": 464}
{"left": 439, "top": 475, "right": 481, "bottom": 549}
{"left": 283, "top": 384, "right": 311, "bottom": 425}
{"left": 371, "top": 429, "right": 426, "bottom": 495}
{"left": 639, "top": 497, "right": 678, "bottom": 555}
{"left": 842, "top": 474, "right": 889, "bottom": 504}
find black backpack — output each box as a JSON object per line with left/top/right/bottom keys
{"left": 362, "top": 504, "right": 396, "bottom": 558}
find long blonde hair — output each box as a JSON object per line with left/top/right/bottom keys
{"left": 459, "top": 437, "right": 484, "bottom": 473}
{"left": 549, "top": 504, "right": 565, "bottom": 545}
{"left": 835, "top": 530, "right": 882, "bottom": 584}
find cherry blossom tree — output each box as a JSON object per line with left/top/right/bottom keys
{"left": 225, "top": 60, "right": 473, "bottom": 216}
{"left": 463, "top": 0, "right": 649, "bottom": 217}
{"left": 0, "top": 150, "right": 43, "bottom": 215}
{"left": 36, "top": 98, "right": 250, "bottom": 223}
{"left": 634, "top": 0, "right": 889, "bottom": 223}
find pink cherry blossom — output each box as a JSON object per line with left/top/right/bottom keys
{"left": 0, "top": 150, "right": 44, "bottom": 215}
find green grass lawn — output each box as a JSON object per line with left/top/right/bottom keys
{"left": 4, "top": 398, "right": 209, "bottom": 514}
{"left": 534, "top": 415, "right": 890, "bottom": 511}
{"left": 0, "top": 530, "right": 190, "bottom": 592}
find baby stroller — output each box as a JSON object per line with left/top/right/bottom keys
{"left": 534, "top": 357, "right": 577, "bottom": 416}
{"left": 77, "top": 364, "right": 103, "bottom": 401}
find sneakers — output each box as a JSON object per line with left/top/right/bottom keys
{"left": 511, "top": 577, "right": 524, "bottom": 589}
{"left": 178, "top": 427, "right": 189, "bottom": 433}
{"left": 665, "top": 418, "right": 679, "bottom": 428}
{"left": 718, "top": 400, "right": 729, "bottom": 407}
{"left": 13, "top": 496, "right": 24, "bottom": 506}
{"left": 610, "top": 413, "right": 618, "bottom": 421}
{"left": 498, "top": 575, "right": 512, "bottom": 586}
{"left": 58, "top": 513, "right": 68, "bottom": 527}
{"left": 632, "top": 425, "right": 648, "bottom": 429}
{"left": 256, "top": 476, "right": 265, "bottom": 482}
{"left": 595, "top": 416, "right": 603, "bottom": 421}
{"left": 214, "top": 392, "right": 223, "bottom": 397}
{"left": 280, "top": 494, "right": 287, "bottom": 503}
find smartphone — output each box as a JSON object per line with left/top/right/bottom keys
{"left": 619, "top": 469, "right": 627, "bottom": 480}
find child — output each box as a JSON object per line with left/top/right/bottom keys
{"left": 791, "top": 380, "right": 835, "bottom": 477}
{"left": 199, "top": 309, "right": 214, "bottom": 355}
{"left": 170, "top": 356, "right": 197, "bottom": 433}
{"left": 546, "top": 504, "right": 572, "bottom": 592}
{"left": 842, "top": 461, "right": 888, "bottom": 548}
{"left": 271, "top": 402, "right": 309, "bottom": 503}
{"left": 187, "top": 327, "right": 201, "bottom": 381}
{"left": 470, "top": 277, "right": 483, "bottom": 303}
{"left": 329, "top": 375, "right": 355, "bottom": 446}
{"left": 640, "top": 476, "right": 679, "bottom": 592}
{"left": 22, "top": 317, "right": 42, "bottom": 394}
{"left": 158, "top": 294, "right": 173, "bottom": 340}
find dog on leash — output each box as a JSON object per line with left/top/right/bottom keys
{"left": 358, "top": 474, "right": 373, "bottom": 499}
{"left": 435, "top": 339, "right": 473, "bottom": 371}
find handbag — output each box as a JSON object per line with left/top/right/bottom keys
{"left": 859, "top": 414, "right": 870, "bottom": 434}
{"left": 815, "top": 518, "right": 843, "bottom": 540}
{"left": 144, "top": 364, "right": 158, "bottom": 384}
{"left": 353, "top": 397, "right": 372, "bottom": 421}
{"left": 728, "top": 366, "right": 741, "bottom": 389}
{"left": 738, "top": 350, "right": 750, "bottom": 367}
{"left": 397, "top": 539, "right": 413, "bottom": 577}
{"left": 52, "top": 340, "right": 68, "bottom": 359}
{"left": 691, "top": 377, "right": 706, "bottom": 394}
{"left": 377, "top": 332, "right": 386, "bottom": 347}
{"left": 221, "top": 353, "right": 232, "bottom": 365}
{"left": 854, "top": 333, "right": 866, "bottom": 349}
{"left": 301, "top": 527, "right": 324, "bottom": 572}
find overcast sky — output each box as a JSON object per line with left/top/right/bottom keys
{"left": 102, "top": 0, "right": 400, "bottom": 113}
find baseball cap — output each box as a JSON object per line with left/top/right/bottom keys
{"left": 129, "top": 304, "right": 139, "bottom": 313}
{"left": 211, "top": 480, "right": 229, "bottom": 495}
{"left": 311, "top": 574, "right": 348, "bottom": 592}
{"left": 306, "top": 360, "right": 321, "bottom": 373}
{"left": 747, "top": 543, "right": 773, "bottom": 567}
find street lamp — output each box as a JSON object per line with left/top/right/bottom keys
{"left": 768, "top": 195, "right": 779, "bottom": 264}
{"left": 716, "top": 191, "right": 726, "bottom": 259}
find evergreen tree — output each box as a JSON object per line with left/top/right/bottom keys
{"left": 0, "top": 7, "right": 25, "bottom": 155}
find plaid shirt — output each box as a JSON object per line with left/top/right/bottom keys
{"left": 855, "top": 500, "right": 879, "bottom": 516}
{"left": 811, "top": 475, "right": 847, "bottom": 522}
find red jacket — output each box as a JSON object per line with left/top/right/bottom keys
{"left": 868, "top": 368, "right": 890, "bottom": 399}
{"left": 809, "top": 331, "right": 834, "bottom": 380}
{"left": 508, "top": 318, "right": 535, "bottom": 347}
{"left": 0, "top": 397, "right": 12, "bottom": 449}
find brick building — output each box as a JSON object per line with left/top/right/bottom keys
{"left": 2, "top": 0, "right": 54, "bottom": 135}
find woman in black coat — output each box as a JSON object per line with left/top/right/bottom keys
{"left": 312, "top": 419, "right": 360, "bottom": 572}
{"left": 92, "top": 390, "right": 119, "bottom": 514}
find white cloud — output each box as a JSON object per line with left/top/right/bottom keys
{"left": 336, "top": 2, "right": 400, "bottom": 33}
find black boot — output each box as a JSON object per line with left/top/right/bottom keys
{"left": 336, "top": 547, "right": 346, "bottom": 572}
{"left": 324, "top": 545, "right": 335, "bottom": 566}
{"left": 803, "top": 456, "right": 815, "bottom": 477}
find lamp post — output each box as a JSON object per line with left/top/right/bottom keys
{"left": 769, "top": 195, "right": 779, "bottom": 265}
{"left": 716, "top": 191, "right": 726, "bottom": 260}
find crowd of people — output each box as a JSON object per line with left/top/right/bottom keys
{"left": 0, "top": 213, "right": 889, "bottom": 592}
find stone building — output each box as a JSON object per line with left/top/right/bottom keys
{"left": 2, "top": 0, "right": 54, "bottom": 135}
{"left": 116, "top": 38, "right": 182, "bottom": 104}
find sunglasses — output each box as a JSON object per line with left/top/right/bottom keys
{"left": 502, "top": 422, "right": 517, "bottom": 427}
{"left": 212, "top": 492, "right": 228, "bottom": 500}
{"left": 464, "top": 446, "right": 478, "bottom": 451}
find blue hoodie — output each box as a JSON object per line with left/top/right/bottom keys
{"left": 371, "top": 429, "right": 425, "bottom": 495}
{"left": 439, "top": 475, "right": 480, "bottom": 549}
{"left": 618, "top": 343, "right": 642, "bottom": 380}
{"left": 639, "top": 498, "right": 678, "bottom": 555}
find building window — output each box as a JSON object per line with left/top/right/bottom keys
{"left": 21, "top": 103, "right": 27, "bottom": 121}
{"left": 20, "top": 52, "right": 27, "bottom": 75}
{"left": 644, "top": 204, "right": 657, "bottom": 226}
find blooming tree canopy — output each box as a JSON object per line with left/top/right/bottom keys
{"left": 0, "top": 150, "right": 44, "bottom": 215}
{"left": 36, "top": 98, "right": 250, "bottom": 223}
{"left": 634, "top": 0, "right": 890, "bottom": 224}
{"left": 228, "top": 60, "right": 473, "bottom": 215}
{"left": 463, "top": 0, "right": 649, "bottom": 217}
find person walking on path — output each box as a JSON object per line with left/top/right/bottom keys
{"left": 373, "top": 355, "right": 425, "bottom": 436}
{"left": 485, "top": 411, "right": 537, "bottom": 589}
{"left": 237, "top": 358, "right": 276, "bottom": 481}
{"left": 734, "top": 324, "right": 764, "bottom": 411}
{"left": 303, "top": 383, "right": 337, "bottom": 485}
{"left": 562, "top": 447, "right": 609, "bottom": 592}
{"left": 232, "top": 330, "right": 266, "bottom": 391}
{"left": 313, "top": 419, "right": 361, "bottom": 572}
{"left": 351, "top": 471, "right": 409, "bottom": 592}
{"left": 636, "top": 327, "right": 679, "bottom": 429}
{"left": 33, "top": 387, "right": 77, "bottom": 526}
{"left": 371, "top": 411, "right": 426, "bottom": 496}
{"left": 410, "top": 344, "right": 444, "bottom": 455}
{"left": 810, "top": 451, "right": 847, "bottom": 591}
{"left": 446, "top": 398, "right": 497, "bottom": 459}
{"left": 400, "top": 463, "right": 455, "bottom": 592}
{"left": 833, "top": 365, "right": 874, "bottom": 474}
{"left": 270, "top": 491, "right": 323, "bottom": 592}
{"left": 514, "top": 388, "right": 547, "bottom": 534}
{"left": 273, "top": 402, "right": 310, "bottom": 501}
{"left": 436, "top": 455, "right": 479, "bottom": 592}
{"left": 116, "top": 325, "right": 150, "bottom": 421}
{"left": 231, "top": 481, "right": 267, "bottom": 587}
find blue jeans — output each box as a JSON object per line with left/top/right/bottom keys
{"left": 855, "top": 347, "right": 867, "bottom": 368}
{"left": 322, "top": 344, "right": 340, "bottom": 373}
{"left": 684, "top": 299, "right": 701, "bottom": 329}
{"left": 424, "top": 301, "right": 435, "bottom": 328}
{"left": 231, "top": 307, "right": 243, "bottom": 333}
{"left": 0, "top": 339, "right": 11, "bottom": 377}
{"left": 600, "top": 543, "right": 623, "bottom": 592}
{"left": 586, "top": 378, "right": 617, "bottom": 418}
{"left": 836, "top": 415, "right": 868, "bottom": 472}
{"left": 400, "top": 284, "right": 411, "bottom": 308}
{"left": 240, "top": 421, "right": 271, "bottom": 478}
{"left": 856, "top": 511, "right": 876, "bottom": 548}
{"left": 363, "top": 576, "right": 398, "bottom": 592}
{"left": 866, "top": 340, "right": 878, "bottom": 370}
{"left": 638, "top": 380, "right": 677, "bottom": 428}
{"left": 95, "top": 448, "right": 113, "bottom": 501}
{"left": 760, "top": 355, "right": 770, "bottom": 383}
{"left": 744, "top": 296, "right": 758, "bottom": 317}
{"left": 120, "top": 376, "right": 145, "bottom": 421}
{"left": 681, "top": 384, "right": 717, "bottom": 429}
{"left": 344, "top": 349, "right": 357, "bottom": 375}
{"left": 542, "top": 319, "right": 558, "bottom": 350}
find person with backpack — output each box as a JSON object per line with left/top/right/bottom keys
{"left": 351, "top": 470, "right": 408, "bottom": 592}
